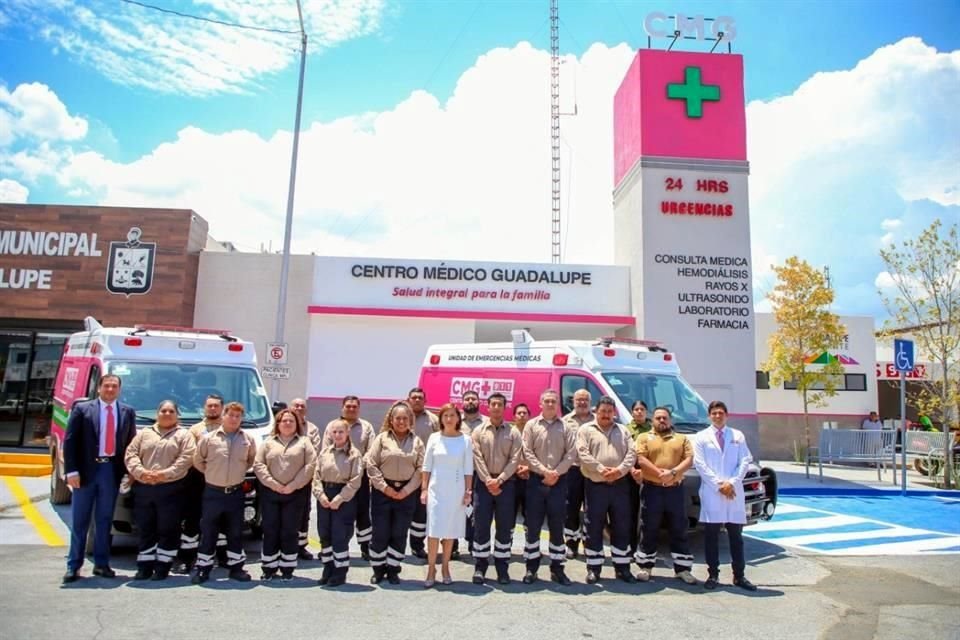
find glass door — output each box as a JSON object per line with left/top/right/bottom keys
{"left": 0, "top": 331, "right": 33, "bottom": 446}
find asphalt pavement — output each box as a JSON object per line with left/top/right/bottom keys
{"left": 0, "top": 462, "right": 957, "bottom": 640}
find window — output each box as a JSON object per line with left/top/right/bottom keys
{"left": 86, "top": 365, "right": 101, "bottom": 400}
{"left": 756, "top": 370, "right": 770, "bottom": 390}
{"left": 601, "top": 372, "right": 708, "bottom": 432}
{"left": 783, "top": 374, "right": 867, "bottom": 392}
{"left": 844, "top": 374, "right": 867, "bottom": 391}
{"left": 560, "top": 375, "right": 605, "bottom": 415}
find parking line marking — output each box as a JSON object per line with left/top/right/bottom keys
{"left": 1, "top": 477, "right": 65, "bottom": 547}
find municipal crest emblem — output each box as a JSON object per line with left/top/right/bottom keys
{"left": 106, "top": 227, "right": 156, "bottom": 296}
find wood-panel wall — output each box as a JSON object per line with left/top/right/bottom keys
{"left": 0, "top": 204, "right": 208, "bottom": 327}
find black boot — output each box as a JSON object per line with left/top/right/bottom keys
{"left": 133, "top": 562, "right": 154, "bottom": 581}
{"left": 191, "top": 568, "right": 210, "bottom": 584}
{"left": 327, "top": 567, "right": 347, "bottom": 587}
{"left": 151, "top": 563, "right": 171, "bottom": 581}
{"left": 370, "top": 567, "right": 386, "bottom": 584}
{"left": 386, "top": 567, "right": 401, "bottom": 585}
{"left": 280, "top": 567, "right": 294, "bottom": 581}
{"left": 261, "top": 567, "right": 278, "bottom": 581}
{"left": 229, "top": 567, "right": 252, "bottom": 582}
{"left": 318, "top": 563, "right": 333, "bottom": 585}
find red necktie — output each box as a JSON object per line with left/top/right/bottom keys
{"left": 715, "top": 428, "right": 724, "bottom": 451}
{"left": 104, "top": 405, "right": 116, "bottom": 456}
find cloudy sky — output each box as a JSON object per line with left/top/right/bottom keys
{"left": 1, "top": 0, "right": 958, "bottom": 321}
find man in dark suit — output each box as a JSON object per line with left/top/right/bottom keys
{"left": 63, "top": 374, "right": 136, "bottom": 583}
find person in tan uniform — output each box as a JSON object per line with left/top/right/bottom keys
{"left": 408, "top": 387, "right": 438, "bottom": 558}
{"left": 455, "top": 390, "right": 485, "bottom": 557}
{"left": 191, "top": 401, "right": 258, "bottom": 584}
{"left": 254, "top": 409, "right": 317, "bottom": 581}
{"left": 634, "top": 406, "right": 696, "bottom": 584}
{"left": 521, "top": 389, "right": 576, "bottom": 586}
{"left": 321, "top": 396, "right": 376, "bottom": 560}
{"left": 576, "top": 396, "right": 637, "bottom": 584}
{"left": 291, "top": 397, "right": 322, "bottom": 561}
{"left": 471, "top": 392, "right": 522, "bottom": 585}
{"left": 314, "top": 419, "right": 363, "bottom": 587}
{"left": 512, "top": 403, "right": 531, "bottom": 525}
{"left": 563, "top": 388, "right": 595, "bottom": 559}
{"left": 178, "top": 394, "right": 223, "bottom": 573}
{"left": 125, "top": 400, "right": 196, "bottom": 581}
{"left": 365, "top": 401, "right": 425, "bottom": 585}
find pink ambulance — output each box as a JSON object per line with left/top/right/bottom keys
{"left": 49, "top": 317, "right": 274, "bottom": 538}
{"left": 418, "top": 331, "right": 777, "bottom": 527}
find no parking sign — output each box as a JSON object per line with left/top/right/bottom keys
{"left": 266, "top": 342, "right": 288, "bottom": 365}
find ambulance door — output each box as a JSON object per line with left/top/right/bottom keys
{"left": 559, "top": 374, "right": 606, "bottom": 415}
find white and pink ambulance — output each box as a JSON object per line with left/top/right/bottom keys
{"left": 418, "top": 331, "right": 777, "bottom": 527}
{"left": 48, "top": 317, "right": 274, "bottom": 537}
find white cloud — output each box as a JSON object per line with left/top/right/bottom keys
{"left": 2, "top": 0, "right": 384, "bottom": 96}
{"left": 0, "top": 178, "right": 29, "bottom": 203}
{"left": 874, "top": 271, "right": 897, "bottom": 290}
{"left": 12, "top": 37, "right": 959, "bottom": 321}
{"left": 0, "top": 82, "right": 88, "bottom": 145}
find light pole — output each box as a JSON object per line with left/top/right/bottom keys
{"left": 271, "top": 0, "right": 307, "bottom": 402}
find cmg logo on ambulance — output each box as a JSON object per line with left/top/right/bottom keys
{"left": 449, "top": 378, "right": 515, "bottom": 402}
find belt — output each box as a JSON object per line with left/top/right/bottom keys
{"left": 94, "top": 456, "right": 113, "bottom": 464}
{"left": 643, "top": 481, "right": 681, "bottom": 488}
{"left": 384, "top": 478, "right": 411, "bottom": 490}
{"left": 323, "top": 481, "right": 346, "bottom": 490}
{"left": 206, "top": 482, "right": 242, "bottom": 494}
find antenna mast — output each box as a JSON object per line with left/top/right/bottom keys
{"left": 550, "top": 0, "right": 561, "bottom": 263}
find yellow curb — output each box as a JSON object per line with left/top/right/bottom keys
{"left": 2, "top": 476, "right": 65, "bottom": 546}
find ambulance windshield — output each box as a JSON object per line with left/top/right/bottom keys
{"left": 602, "top": 372, "right": 709, "bottom": 431}
{"left": 107, "top": 361, "right": 271, "bottom": 425}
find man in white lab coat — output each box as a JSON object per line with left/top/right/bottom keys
{"left": 692, "top": 400, "right": 757, "bottom": 591}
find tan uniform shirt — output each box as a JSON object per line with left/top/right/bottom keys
{"left": 462, "top": 414, "right": 487, "bottom": 437}
{"left": 522, "top": 415, "right": 577, "bottom": 476}
{"left": 313, "top": 444, "right": 363, "bottom": 506}
{"left": 563, "top": 410, "right": 595, "bottom": 465}
{"left": 576, "top": 421, "right": 636, "bottom": 483}
{"left": 365, "top": 430, "right": 424, "bottom": 494}
{"left": 322, "top": 417, "right": 375, "bottom": 457}
{"left": 193, "top": 427, "right": 257, "bottom": 487}
{"left": 472, "top": 421, "right": 522, "bottom": 484}
{"left": 305, "top": 420, "right": 321, "bottom": 451}
{"left": 125, "top": 424, "right": 196, "bottom": 483}
{"left": 189, "top": 418, "right": 221, "bottom": 442}
{"left": 254, "top": 433, "right": 317, "bottom": 492}
{"left": 413, "top": 410, "right": 439, "bottom": 447}
{"left": 636, "top": 430, "right": 693, "bottom": 485}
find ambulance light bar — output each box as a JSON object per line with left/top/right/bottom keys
{"left": 597, "top": 336, "right": 666, "bottom": 352}
{"left": 131, "top": 324, "right": 236, "bottom": 341}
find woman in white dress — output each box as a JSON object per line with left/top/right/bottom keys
{"left": 420, "top": 403, "right": 474, "bottom": 587}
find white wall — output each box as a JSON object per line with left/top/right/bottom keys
{"left": 755, "top": 313, "right": 877, "bottom": 416}
{"left": 306, "top": 315, "right": 474, "bottom": 401}
{"left": 194, "top": 252, "right": 315, "bottom": 403}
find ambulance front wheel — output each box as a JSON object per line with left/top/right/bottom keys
{"left": 49, "top": 446, "right": 71, "bottom": 505}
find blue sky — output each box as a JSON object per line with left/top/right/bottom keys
{"left": 1, "top": 0, "right": 958, "bottom": 322}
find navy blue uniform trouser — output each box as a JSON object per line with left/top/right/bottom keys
{"left": 524, "top": 473, "right": 568, "bottom": 571}
{"left": 133, "top": 480, "right": 184, "bottom": 568}
{"left": 354, "top": 474, "right": 372, "bottom": 546}
{"left": 583, "top": 477, "right": 632, "bottom": 571}
{"left": 370, "top": 485, "right": 417, "bottom": 576}
{"left": 636, "top": 483, "right": 693, "bottom": 573}
{"left": 704, "top": 522, "right": 745, "bottom": 579}
{"left": 196, "top": 486, "right": 245, "bottom": 571}
{"left": 67, "top": 461, "right": 119, "bottom": 571}
{"left": 318, "top": 482, "right": 357, "bottom": 577}
{"left": 260, "top": 485, "right": 308, "bottom": 572}
{"left": 179, "top": 468, "right": 206, "bottom": 562}
{"left": 473, "top": 477, "right": 517, "bottom": 573}
{"left": 564, "top": 468, "right": 585, "bottom": 545}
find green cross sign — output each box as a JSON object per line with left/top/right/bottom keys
{"left": 667, "top": 66, "right": 720, "bottom": 118}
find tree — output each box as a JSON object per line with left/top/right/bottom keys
{"left": 879, "top": 219, "right": 959, "bottom": 488}
{"left": 763, "top": 257, "right": 848, "bottom": 453}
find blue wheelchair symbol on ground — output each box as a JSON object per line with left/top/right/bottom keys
{"left": 894, "top": 339, "right": 914, "bottom": 373}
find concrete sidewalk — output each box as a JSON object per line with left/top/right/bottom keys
{"left": 763, "top": 459, "right": 953, "bottom": 493}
